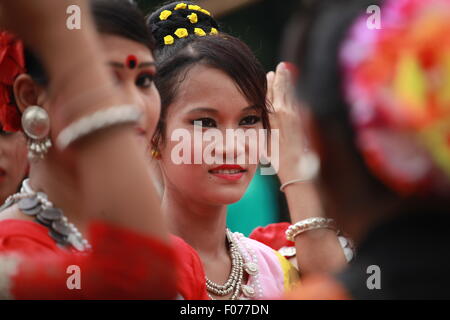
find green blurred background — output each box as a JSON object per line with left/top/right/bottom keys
{"left": 138, "top": 0, "right": 301, "bottom": 235}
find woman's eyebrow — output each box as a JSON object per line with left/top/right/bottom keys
{"left": 186, "top": 107, "right": 219, "bottom": 114}
{"left": 241, "top": 105, "right": 258, "bottom": 112}
{"left": 109, "top": 62, "right": 125, "bottom": 68}
{"left": 186, "top": 106, "right": 257, "bottom": 115}
{"left": 138, "top": 61, "right": 156, "bottom": 68}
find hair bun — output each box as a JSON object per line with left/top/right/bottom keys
{"left": 148, "top": 1, "right": 220, "bottom": 48}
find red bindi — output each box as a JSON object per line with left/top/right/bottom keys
{"left": 126, "top": 55, "right": 138, "bottom": 69}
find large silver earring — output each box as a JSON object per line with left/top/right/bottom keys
{"left": 21, "top": 106, "right": 52, "bottom": 161}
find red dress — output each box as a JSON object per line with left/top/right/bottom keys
{"left": 0, "top": 219, "right": 180, "bottom": 299}
{"left": 171, "top": 235, "right": 209, "bottom": 300}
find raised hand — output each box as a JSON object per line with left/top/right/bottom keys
{"left": 267, "top": 62, "right": 307, "bottom": 183}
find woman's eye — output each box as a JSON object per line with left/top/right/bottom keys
{"left": 136, "top": 74, "right": 154, "bottom": 88}
{"left": 192, "top": 118, "right": 217, "bottom": 128}
{"left": 239, "top": 115, "right": 261, "bottom": 126}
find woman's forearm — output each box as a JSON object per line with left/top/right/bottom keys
{"left": 283, "top": 181, "right": 347, "bottom": 274}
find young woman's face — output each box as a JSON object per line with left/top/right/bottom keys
{"left": 0, "top": 131, "right": 28, "bottom": 203}
{"left": 159, "top": 64, "right": 263, "bottom": 205}
{"left": 7, "top": 35, "right": 159, "bottom": 198}
{"left": 98, "top": 34, "right": 160, "bottom": 148}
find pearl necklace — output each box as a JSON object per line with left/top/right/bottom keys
{"left": 1, "top": 179, "right": 91, "bottom": 252}
{"left": 205, "top": 229, "right": 244, "bottom": 300}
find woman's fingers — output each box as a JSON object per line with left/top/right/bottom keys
{"left": 284, "top": 63, "right": 297, "bottom": 106}
{"left": 266, "top": 71, "right": 275, "bottom": 104}
{"left": 273, "top": 62, "right": 291, "bottom": 108}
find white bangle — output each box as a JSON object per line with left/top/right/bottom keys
{"left": 280, "top": 178, "right": 310, "bottom": 192}
{"left": 285, "top": 217, "right": 337, "bottom": 242}
{"left": 56, "top": 104, "right": 142, "bottom": 150}
{"left": 279, "top": 152, "right": 320, "bottom": 192}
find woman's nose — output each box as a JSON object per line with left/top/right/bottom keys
{"left": 126, "top": 86, "right": 146, "bottom": 110}
{"left": 123, "top": 86, "right": 146, "bottom": 119}
{"left": 213, "top": 130, "right": 246, "bottom": 164}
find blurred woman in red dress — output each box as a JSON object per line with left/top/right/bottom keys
{"left": 285, "top": 0, "right": 450, "bottom": 299}
{"left": 0, "top": 0, "right": 179, "bottom": 299}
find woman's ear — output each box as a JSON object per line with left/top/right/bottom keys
{"left": 12, "top": 74, "right": 44, "bottom": 113}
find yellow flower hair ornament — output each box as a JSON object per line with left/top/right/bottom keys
{"left": 194, "top": 28, "right": 206, "bottom": 36}
{"left": 200, "top": 9, "right": 211, "bottom": 16}
{"left": 173, "top": 3, "right": 212, "bottom": 17}
{"left": 174, "top": 28, "right": 189, "bottom": 39}
{"left": 159, "top": 10, "right": 172, "bottom": 21}
{"left": 174, "top": 3, "right": 187, "bottom": 10}
{"left": 164, "top": 35, "right": 175, "bottom": 45}
{"left": 188, "top": 5, "right": 201, "bottom": 11}
{"left": 210, "top": 28, "right": 219, "bottom": 35}
{"left": 188, "top": 13, "right": 198, "bottom": 24}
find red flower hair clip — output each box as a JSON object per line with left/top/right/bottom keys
{"left": 0, "top": 31, "right": 25, "bottom": 132}
{"left": 340, "top": 0, "right": 450, "bottom": 196}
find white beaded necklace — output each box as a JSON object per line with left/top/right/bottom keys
{"left": 205, "top": 229, "right": 262, "bottom": 300}
{"left": 205, "top": 229, "right": 243, "bottom": 300}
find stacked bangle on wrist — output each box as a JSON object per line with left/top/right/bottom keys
{"left": 285, "top": 217, "right": 337, "bottom": 241}
{"left": 285, "top": 217, "right": 354, "bottom": 262}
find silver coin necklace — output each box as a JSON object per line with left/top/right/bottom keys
{"left": 1, "top": 179, "right": 91, "bottom": 252}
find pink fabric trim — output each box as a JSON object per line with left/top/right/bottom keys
{"left": 235, "top": 235, "right": 285, "bottom": 299}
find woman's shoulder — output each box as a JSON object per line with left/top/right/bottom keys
{"left": 234, "top": 233, "right": 298, "bottom": 274}
{"left": 0, "top": 210, "right": 61, "bottom": 256}
{"left": 170, "top": 235, "right": 209, "bottom": 300}
{"left": 170, "top": 235, "right": 202, "bottom": 266}
{"left": 0, "top": 204, "right": 35, "bottom": 223}
{"left": 233, "top": 231, "right": 284, "bottom": 261}
{"left": 231, "top": 231, "right": 300, "bottom": 296}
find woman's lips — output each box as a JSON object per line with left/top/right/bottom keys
{"left": 0, "top": 168, "right": 6, "bottom": 181}
{"left": 208, "top": 164, "right": 246, "bottom": 181}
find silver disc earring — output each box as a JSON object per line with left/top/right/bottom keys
{"left": 21, "top": 106, "right": 52, "bottom": 161}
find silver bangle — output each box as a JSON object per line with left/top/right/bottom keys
{"left": 279, "top": 152, "right": 320, "bottom": 192}
{"left": 279, "top": 234, "right": 354, "bottom": 263}
{"left": 280, "top": 178, "right": 310, "bottom": 192}
{"left": 285, "top": 217, "right": 337, "bottom": 242}
{"left": 56, "top": 104, "right": 141, "bottom": 150}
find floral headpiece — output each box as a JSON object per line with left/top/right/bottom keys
{"left": 0, "top": 31, "right": 25, "bottom": 132}
{"left": 159, "top": 2, "right": 218, "bottom": 46}
{"left": 340, "top": 0, "right": 450, "bottom": 196}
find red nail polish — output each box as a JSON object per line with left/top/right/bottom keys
{"left": 283, "top": 62, "right": 300, "bottom": 83}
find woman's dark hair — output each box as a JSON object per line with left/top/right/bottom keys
{"left": 295, "top": 0, "right": 377, "bottom": 120}
{"left": 149, "top": 1, "right": 219, "bottom": 50}
{"left": 147, "top": 1, "right": 270, "bottom": 146}
{"left": 287, "top": 0, "right": 398, "bottom": 201}
{"left": 25, "top": 0, "right": 154, "bottom": 86}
